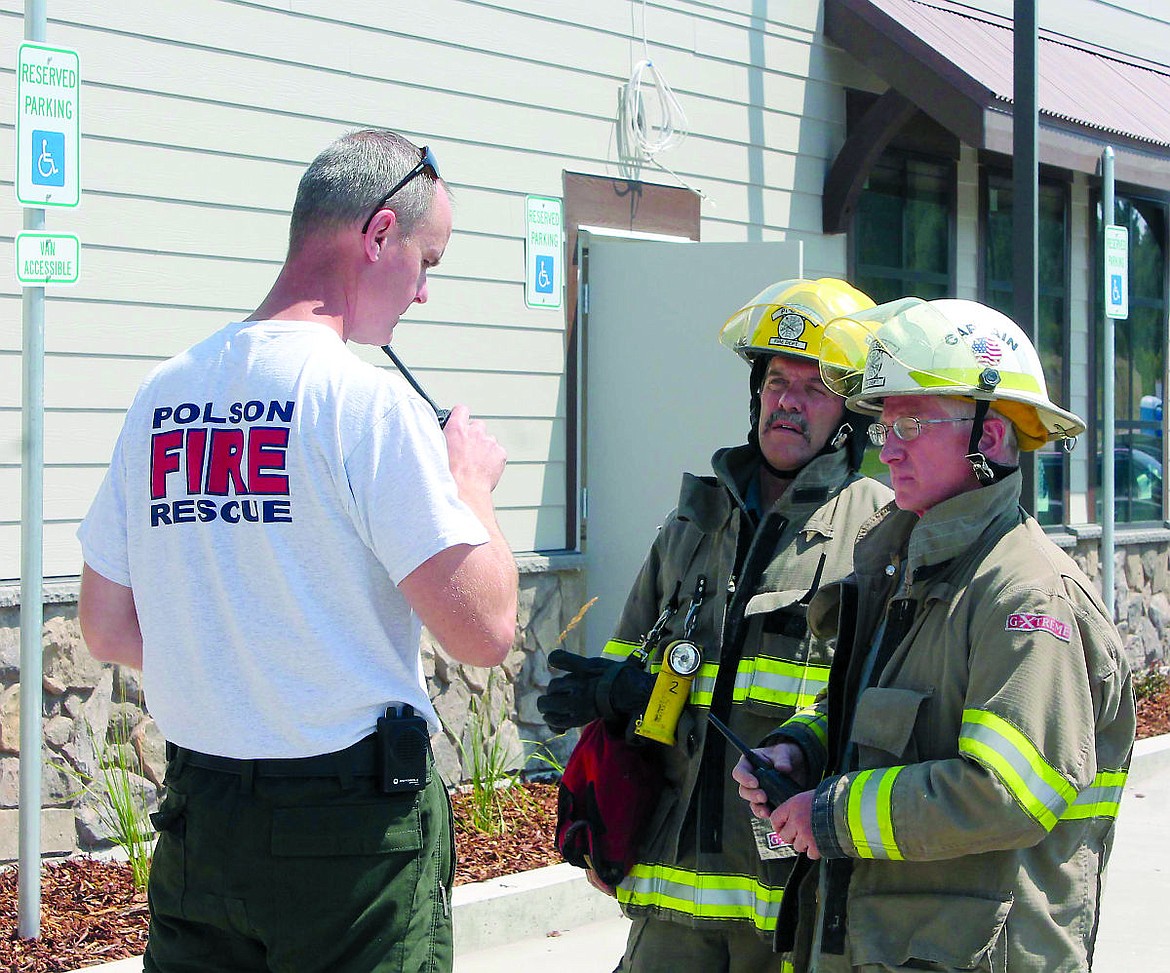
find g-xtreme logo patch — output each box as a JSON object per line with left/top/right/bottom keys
{"left": 1005, "top": 612, "right": 1072, "bottom": 642}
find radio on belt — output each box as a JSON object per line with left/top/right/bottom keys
{"left": 376, "top": 704, "right": 430, "bottom": 793}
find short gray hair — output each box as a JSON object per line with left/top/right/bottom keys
{"left": 287, "top": 129, "right": 442, "bottom": 254}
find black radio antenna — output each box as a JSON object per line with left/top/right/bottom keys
{"left": 380, "top": 344, "right": 451, "bottom": 428}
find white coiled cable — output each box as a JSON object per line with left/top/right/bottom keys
{"left": 621, "top": 57, "right": 689, "bottom": 161}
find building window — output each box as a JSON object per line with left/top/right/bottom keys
{"left": 853, "top": 153, "right": 954, "bottom": 304}
{"left": 1096, "top": 195, "right": 1167, "bottom": 525}
{"left": 982, "top": 172, "right": 1070, "bottom": 526}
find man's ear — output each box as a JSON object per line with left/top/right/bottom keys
{"left": 362, "top": 208, "right": 399, "bottom": 260}
{"left": 978, "top": 413, "right": 1012, "bottom": 461}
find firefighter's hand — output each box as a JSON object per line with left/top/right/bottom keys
{"left": 732, "top": 743, "right": 806, "bottom": 820}
{"left": 536, "top": 650, "right": 655, "bottom": 732}
{"left": 769, "top": 790, "right": 819, "bottom": 860}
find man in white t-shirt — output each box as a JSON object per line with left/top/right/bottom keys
{"left": 77, "top": 129, "right": 518, "bottom": 973}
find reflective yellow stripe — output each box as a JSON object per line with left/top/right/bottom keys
{"left": 688, "top": 664, "right": 719, "bottom": 706}
{"left": 603, "top": 641, "right": 720, "bottom": 705}
{"left": 602, "top": 638, "right": 640, "bottom": 661}
{"left": 780, "top": 961, "right": 795, "bottom": 973}
{"left": 784, "top": 706, "right": 828, "bottom": 750}
{"left": 733, "top": 658, "right": 830, "bottom": 710}
{"left": 959, "top": 709, "right": 1077, "bottom": 830}
{"left": 911, "top": 367, "right": 1043, "bottom": 395}
{"left": 845, "top": 766, "right": 904, "bottom": 860}
{"left": 1062, "top": 769, "right": 1128, "bottom": 821}
{"left": 616, "top": 862, "right": 785, "bottom": 931}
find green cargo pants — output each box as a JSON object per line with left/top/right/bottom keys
{"left": 143, "top": 750, "right": 454, "bottom": 973}
{"left": 616, "top": 916, "right": 779, "bottom": 972}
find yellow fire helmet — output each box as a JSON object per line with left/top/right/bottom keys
{"left": 819, "top": 297, "right": 1085, "bottom": 451}
{"left": 718, "top": 277, "right": 876, "bottom": 366}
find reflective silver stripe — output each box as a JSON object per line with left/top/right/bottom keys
{"left": 617, "top": 862, "right": 785, "bottom": 930}
{"left": 845, "top": 766, "right": 904, "bottom": 860}
{"left": 960, "top": 709, "right": 1075, "bottom": 830}
{"left": 1062, "top": 769, "right": 1128, "bottom": 820}
{"left": 689, "top": 665, "right": 719, "bottom": 705}
{"left": 733, "top": 658, "right": 829, "bottom": 709}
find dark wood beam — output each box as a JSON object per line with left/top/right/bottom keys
{"left": 823, "top": 88, "right": 917, "bottom": 234}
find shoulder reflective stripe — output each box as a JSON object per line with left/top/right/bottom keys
{"left": 959, "top": 709, "right": 1077, "bottom": 830}
{"left": 602, "top": 639, "right": 640, "bottom": 661}
{"left": 1062, "top": 769, "right": 1128, "bottom": 821}
{"left": 616, "top": 862, "right": 785, "bottom": 931}
{"left": 732, "top": 658, "right": 830, "bottom": 710}
{"left": 780, "top": 961, "right": 795, "bottom": 973}
{"left": 784, "top": 708, "right": 828, "bottom": 749}
{"left": 845, "top": 766, "right": 904, "bottom": 860}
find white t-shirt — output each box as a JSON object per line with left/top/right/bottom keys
{"left": 78, "top": 320, "right": 489, "bottom": 758}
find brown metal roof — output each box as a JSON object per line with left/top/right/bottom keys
{"left": 826, "top": 0, "right": 1170, "bottom": 186}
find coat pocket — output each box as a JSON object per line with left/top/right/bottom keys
{"left": 848, "top": 889, "right": 1011, "bottom": 971}
{"left": 851, "top": 686, "right": 933, "bottom": 764}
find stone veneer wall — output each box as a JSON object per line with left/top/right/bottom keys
{"left": 0, "top": 555, "right": 586, "bottom": 864}
{"left": 1067, "top": 534, "right": 1170, "bottom": 672}
{"left": 4, "top": 537, "right": 1167, "bottom": 864}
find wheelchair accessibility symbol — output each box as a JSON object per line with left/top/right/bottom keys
{"left": 31, "top": 130, "right": 66, "bottom": 188}
{"left": 535, "top": 255, "right": 555, "bottom": 294}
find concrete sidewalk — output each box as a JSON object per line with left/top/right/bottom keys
{"left": 459, "top": 733, "right": 1170, "bottom": 972}
{"left": 79, "top": 734, "right": 1170, "bottom": 973}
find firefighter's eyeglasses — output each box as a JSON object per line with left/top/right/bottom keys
{"left": 867, "top": 416, "right": 973, "bottom": 446}
{"left": 360, "top": 145, "right": 441, "bottom": 234}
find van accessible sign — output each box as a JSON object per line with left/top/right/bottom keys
{"left": 16, "top": 43, "right": 80, "bottom": 208}
{"left": 16, "top": 232, "right": 79, "bottom": 286}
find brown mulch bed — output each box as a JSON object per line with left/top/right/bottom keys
{"left": 1136, "top": 677, "right": 1170, "bottom": 739}
{"left": 6, "top": 684, "right": 1170, "bottom": 973}
{"left": 0, "top": 781, "right": 559, "bottom": 972}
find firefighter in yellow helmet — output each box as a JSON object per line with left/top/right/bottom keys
{"left": 720, "top": 277, "right": 884, "bottom": 476}
{"left": 735, "top": 298, "right": 1135, "bottom": 972}
{"left": 539, "top": 279, "right": 892, "bottom": 971}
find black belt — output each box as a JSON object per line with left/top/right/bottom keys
{"left": 166, "top": 734, "right": 380, "bottom": 779}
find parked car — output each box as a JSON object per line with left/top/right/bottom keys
{"left": 1039, "top": 445, "right": 1164, "bottom": 525}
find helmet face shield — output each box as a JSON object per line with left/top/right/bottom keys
{"left": 818, "top": 298, "right": 1085, "bottom": 450}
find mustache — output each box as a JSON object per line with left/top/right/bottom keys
{"left": 764, "top": 409, "right": 810, "bottom": 440}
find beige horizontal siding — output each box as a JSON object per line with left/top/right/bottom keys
{"left": 1, "top": 0, "right": 852, "bottom": 579}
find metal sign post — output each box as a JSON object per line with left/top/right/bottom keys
{"left": 1102, "top": 147, "right": 1121, "bottom": 620}
{"left": 15, "top": 0, "right": 83, "bottom": 941}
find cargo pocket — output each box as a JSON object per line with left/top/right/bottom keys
{"left": 270, "top": 798, "right": 422, "bottom": 858}
{"left": 850, "top": 686, "right": 932, "bottom": 764}
{"left": 848, "top": 890, "right": 1011, "bottom": 971}
{"left": 147, "top": 789, "right": 188, "bottom": 919}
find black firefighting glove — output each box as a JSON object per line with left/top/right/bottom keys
{"left": 536, "top": 649, "right": 656, "bottom": 733}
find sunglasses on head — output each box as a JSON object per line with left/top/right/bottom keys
{"left": 360, "top": 145, "right": 441, "bottom": 234}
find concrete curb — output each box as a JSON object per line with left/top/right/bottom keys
{"left": 1129, "top": 732, "right": 1170, "bottom": 785}
{"left": 453, "top": 862, "right": 623, "bottom": 953}
{"left": 65, "top": 732, "right": 1170, "bottom": 973}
